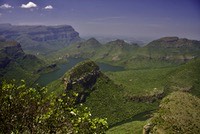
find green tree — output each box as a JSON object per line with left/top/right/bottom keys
{"left": 0, "top": 80, "right": 108, "bottom": 133}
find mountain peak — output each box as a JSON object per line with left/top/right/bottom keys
{"left": 107, "top": 39, "right": 130, "bottom": 47}
{"left": 86, "top": 38, "right": 101, "bottom": 45}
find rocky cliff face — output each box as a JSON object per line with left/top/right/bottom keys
{"left": 0, "top": 24, "right": 81, "bottom": 54}
{"left": 27, "top": 25, "right": 80, "bottom": 43}
{"left": 62, "top": 61, "right": 101, "bottom": 103}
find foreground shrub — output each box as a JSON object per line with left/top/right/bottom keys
{"left": 0, "top": 80, "right": 108, "bottom": 133}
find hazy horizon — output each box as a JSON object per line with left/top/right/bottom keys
{"left": 0, "top": 0, "right": 200, "bottom": 41}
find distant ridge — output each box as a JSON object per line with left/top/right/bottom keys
{"left": 147, "top": 36, "right": 200, "bottom": 49}
{"left": 0, "top": 23, "right": 81, "bottom": 54}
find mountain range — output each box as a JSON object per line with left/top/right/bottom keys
{"left": 47, "top": 36, "right": 200, "bottom": 70}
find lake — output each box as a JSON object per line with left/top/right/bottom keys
{"left": 36, "top": 58, "right": 124, "bottom": 86}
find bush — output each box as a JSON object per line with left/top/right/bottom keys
{"left": 0, "top": 80, "right": 108, "bottom": 133}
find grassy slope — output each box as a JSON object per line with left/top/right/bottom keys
{"left": 105, "top": 67, "right": 176, "bottom": 95}
{"left": 106, "top": 58, "right": 200, "bottom": 96}
{"left": 84, "top": 73, "right": 158, "bottom": 126}
{"left": 106, "top": 121, "right": 146, "bottom": 134}
{"left": 167, "top": 58, "right": 200, "bottom": 97}
{"left": 149, "top": 91, "right": 200, "bottom": 134}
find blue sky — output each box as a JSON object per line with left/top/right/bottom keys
{"left": 0, "top": 0, "right": 200, "bottom": 40}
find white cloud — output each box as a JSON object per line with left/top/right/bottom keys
{"left": 21, "top": 2, "right": 37, "bottom": 9}
{"left": 44, "top": 5, "right": 53, "bottom": 10}
{"left": 0, "top": 4, "right": 13, "bottom": 9}
{"left": 0, "top": 13, "right": 2, "bottom": 16}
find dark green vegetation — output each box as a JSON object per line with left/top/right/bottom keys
{"left": 146, "top": 91, "right": 200, "bottom": 134}
{"left": 106, "top": 58, "right": 200, "bottom": 98}
{"left": 0, "top": 23, "right": 81, "bottom": 55}
{"left": 108, "top": 58, "right": 200, "bottom": 134}
{"left": 167, "top": 58, "right": 200, "bottom": 97}
{"left": 0, "top": 80, "right": 108, "bottom": 133}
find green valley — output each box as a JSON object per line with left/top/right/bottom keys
{"left": 0, "top": 24, "right": 200, "bottom": 133}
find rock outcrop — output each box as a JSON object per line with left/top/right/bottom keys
{"left": 126, "top": 90, "right": 165, "bottom": 103}
{"left": 62, "top": 61, "right": 101, "bottom": 103}
{"left": 143, "top": 123, "right": 154, "bottom": 134}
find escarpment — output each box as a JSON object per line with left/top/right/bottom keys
{"left": 0, "top": 24, "right": 81, "bottom": 54}
{"left": 62, "top": 61, "right": 101, "bottom": 103}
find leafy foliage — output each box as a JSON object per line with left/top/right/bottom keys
{"left": 0, "top": 80, "right": 108, "bottom": 133}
